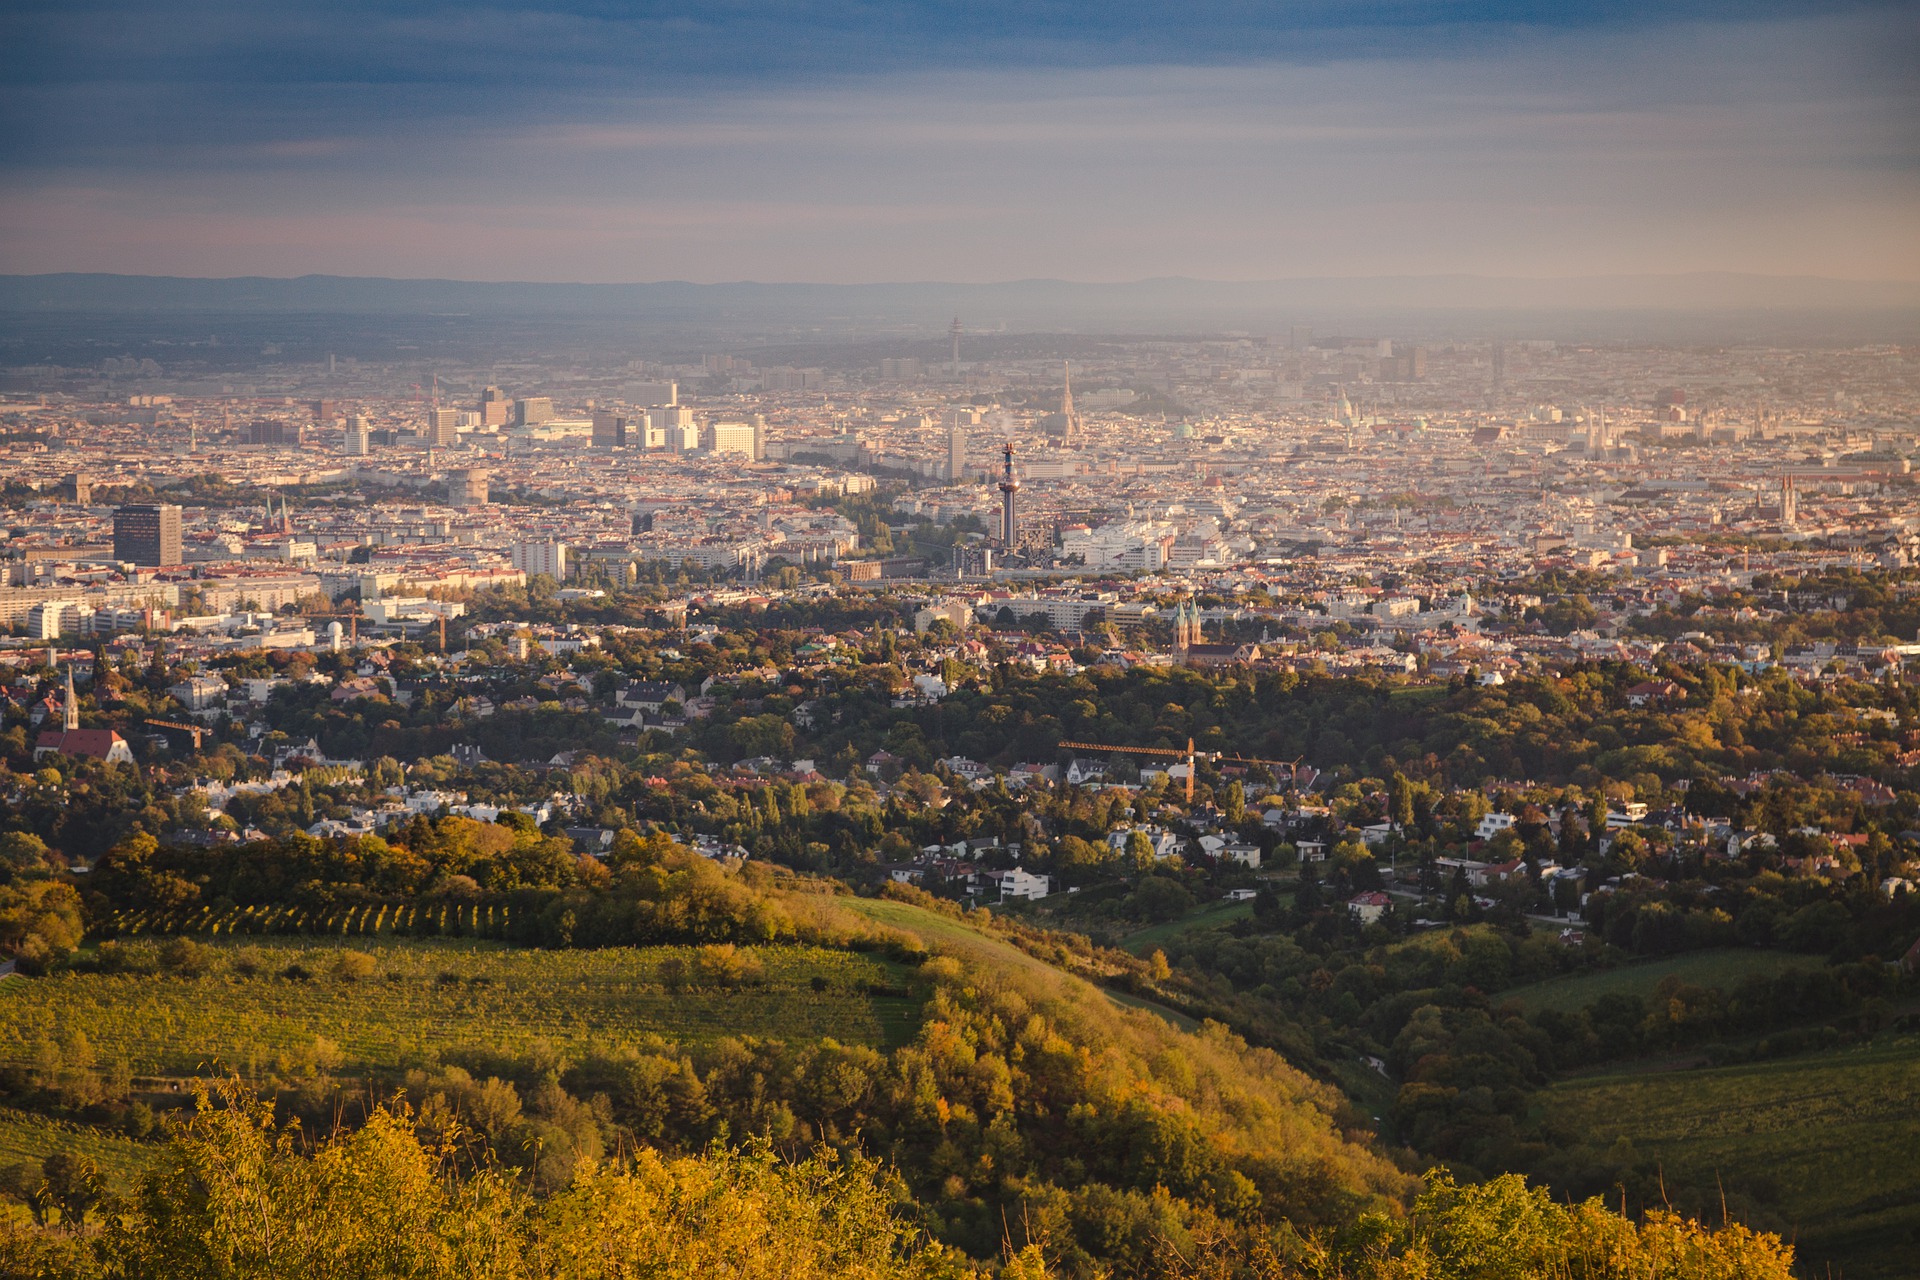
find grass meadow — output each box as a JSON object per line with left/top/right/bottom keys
{"left": 1501, "top": 948, "right": 1826, "bottom": 1013}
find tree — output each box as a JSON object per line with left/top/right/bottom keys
{"left": 1222, "top": 780, "right": 1246, "bottom": 825}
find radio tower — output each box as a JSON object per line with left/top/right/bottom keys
{"left": 997, "top": 441, "right": 1020, "bottom": 546}
{"left": 949, "top": 316, "right": 963, "bottom": 378}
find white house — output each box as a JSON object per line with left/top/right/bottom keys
{"left": 1347, "top": 891, "right": 1391, "bottom": 924}
{"left": 995, "top": 868, "right": 1050, "bottom": 900}
{"left": 1108, "top": 826, "right": 1183, "bottom": 861}
{"left": 1197, "top": 834, "right": 1263, "bottom": 868}
{"left": 1475, "top": 812, "right": 1515, "bottom": 841}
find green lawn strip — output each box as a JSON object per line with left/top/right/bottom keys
{"left": 1118, "top": 899, "right": 1255, "bottom": 956}
{"left": 1544, "top": 1035, "right": 1920, "bottom": 1279}
{"left": 0, "top": 938, "right": 908, "bottom": 1078}
{"left": 1501, "top": 948, "right": 1825, "bottom": 1014}
{"left": 1102, "top": 987, "right": 1202, "bottom": 1033}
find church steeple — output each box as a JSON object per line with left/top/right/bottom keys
{"left": 63, "top": 663, "right": 79, "bottom": 731}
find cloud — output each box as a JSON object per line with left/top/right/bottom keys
{"left": 0, "top": 3, "right": 1913, "bottom": 280}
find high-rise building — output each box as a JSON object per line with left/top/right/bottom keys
{"left": 650, "top": 406, "right": 698, "bottom": 452}
{"left": 510, "top": 541, "right": 568, "bottom": 580}
{"left": 64, "top": 473, "right": 92, "bottom": 504}
{"left": 311, "top": 399, "right": 339, "bottom": 421}
{"left": 945, "top": 410, "right": 968, "bottom": 482}
{"left": 624, "top": 380, "right": 676, "bottom": 408}
{"left": 707, "top": 421, "right": 757, "bottom": 458}
{"left": 344, "top": 415, "right": 370, "bottom": 456}
{"left": 592, "top": 411, "right": 630, "bottom": 449}
{"left": 514, "top": 397, "right": 554, "bottom": 427}
{"left": 427, "top": 407, "right": 461, "bottom": 447}
{"left": 114, "top": 504, "right": 182, "bottom": 566}
{"left": 448, "top": 469, "right": 490, "bottom": 508}
{"left": 880, "top": 357, "right": 920, "bottom": 380}
{"left": 478, "top": 386, "right": 511, "bottom": 428}
{"left": 242, "top": 419, "right": 300, "bottom": 447}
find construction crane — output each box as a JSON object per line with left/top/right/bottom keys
{"left": 1058, "top": 740, "right": 1312, "bottom": 803}
{"left": 145, "top": 718, "right": 206, "bottom": 750}
{"left": 1058, "top": 737, "right": 1199, "bottom": 804}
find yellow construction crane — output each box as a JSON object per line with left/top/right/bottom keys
{"left": 1058, "top": 737, "right": 1199, "bottom": 804}
{"left": 144, "top": 718, "right": 206, "bottom": 750}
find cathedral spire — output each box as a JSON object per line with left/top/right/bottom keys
{"left": 64, "top": 663, "right": 79, "bottom": 731}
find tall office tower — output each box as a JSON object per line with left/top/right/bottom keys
{"left": 1288, "top": 324, "right": 1313, "bottom": 350}
{"left": 945, "top": 409, "right": 968, "bottom": 482}
{"left": 114, "top": 504, "right": 182, "bottom": 566}
{"left": 427, "top": 406, "right": 461, "bottom": 447}
{"left": 751, "top": 413, "right": 766, "bottom": 462}
{"left": 311, "top": 399, "right": 339, "bottom": 421}
{"left": 510, "top": 541, "right": 568, "bottom": 580}
{"left": 949, "top": 316, "right": 962, "bottom": 376}
{"left": 448, "top": 468, "right": 490, "bottom": 508}
{"left": 64, "top": 473, "right": 92, "bottom": 504}
{"left": 478, "top": 385, "right": 511, "bottom": 428}
{"left": 880, "top": 357, "right": 920, "bottom": 380}
{"left": 997, "top": 442, "right": 1020, "bottom": 546}
{"left": 514, "top": 396, "right": 555, "bottom": 427}
{"left": 592, "top": 411, "right": 630, "bottom": 448}
{"left": 344, "top": 415, "right": 370, "bottom": 456}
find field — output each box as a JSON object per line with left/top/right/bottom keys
{"left": 0, "top": 938, "right": 921, "bottom": 1079}
{"left": 0, "top": 1108, "right": 158, "bottom": 1192}
{"left": 1501, "top": 948, "right": 1825, "bottom": 1013}
{"left": 1117, "top": 898, "right": 1257, "bottom": 955}
{"left": 1546, "top": 1033, "right": 1920, "bottom": 1279}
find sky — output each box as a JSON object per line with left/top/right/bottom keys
{"left": 1, "top": 0, "right": 1916, "bottom": 284}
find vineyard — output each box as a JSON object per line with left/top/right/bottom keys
{"left": 1547, "top": 1032, "right": 1920, "bottom": 1279}
{"left": 0, "top": 938, "right": 924, "bottom": 1080}
{"left": 100, "top": 900, "right": 516, "bottom": 941}
{"left": 0, "top": 1108, "right": 158, "bottom": 1192}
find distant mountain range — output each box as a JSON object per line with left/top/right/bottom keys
{"left": 3, "top": 272, "right": 1916, "bottom": 314}
{"left": 3, "top": 273, "right": 1917, "bottom": 345}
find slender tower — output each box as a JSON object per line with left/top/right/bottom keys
{"left": 63, "top": 664, "right": 79, "bottom": 731}
{"left": 1060, "top": 360, "right": 1081, "bottom": 445}
{"left": 998, "top": 441, "right": 1020, "bottom": 546}
{"left": 949, "top": 316, "right": 963, "bottom": 378}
